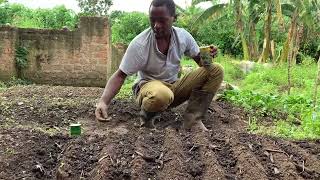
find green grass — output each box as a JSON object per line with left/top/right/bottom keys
{"left": 116, "top": 75, "right": 135, "bottom": 99}
{"left": 217, "top": 55, "right": 319, "bottom": 140}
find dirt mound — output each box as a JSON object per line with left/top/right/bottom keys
{"left": 1, "top": 85, "right": 320, "bottom": 179}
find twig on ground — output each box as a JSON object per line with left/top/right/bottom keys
{"left": 135, "top": 151, "right": 156, "bottom": 162}
{"left": 265, "top": 148, "right": 290, "bottom": 157}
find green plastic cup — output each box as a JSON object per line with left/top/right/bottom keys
{"left": 70, "top": 123, "right": 81, "bottom": 136}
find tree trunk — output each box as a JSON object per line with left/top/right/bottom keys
{"left": 235, "top": 0, "right": 249, "bottom": 60}
{"left": 279, "top": 9, "right": 298, "bottom": 64}
{"left": 288, "top": 20, "right": 298, "bottom": 66}
{"left": 259, "top": 0, "right": 272, "bottom": 63}
{"left": 275, "top": 0, "right": 285, "bottom": 32}
{"left": 287, "top": 16, "right": 299, "bottom": 95}
{"left": 292, "top": 26, "right": 304, "bottom": 64}
{"left": 249, "top": 20, "right": 258, "bottom": 61}
{"left": 241, "top": 33, "right": 250, "bottom": 60}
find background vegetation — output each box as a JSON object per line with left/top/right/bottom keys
{"left": 0, "top": 0, "right": 319, "bottom": 139}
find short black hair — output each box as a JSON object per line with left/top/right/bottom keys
{"left": 150, "top": 0, "right": 176, "bottom": 17}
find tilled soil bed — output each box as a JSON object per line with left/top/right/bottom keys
{"left": 0, "top": 85, "right": 319, "bottom": 180}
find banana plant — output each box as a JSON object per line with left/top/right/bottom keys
{"left": 191, "top": 0, "right": 255, "bottom": 60}
{"left": 258, "top": 0, "right": 273, "bottom": 63}
{"left": 279, "top": 0, "right": 319, "bottom": 64}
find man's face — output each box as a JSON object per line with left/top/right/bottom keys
{"left": 149, "top": 5, "right": 174, "bottom": 39}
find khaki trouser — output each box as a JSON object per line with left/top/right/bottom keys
{"left": 136, "top": 63, "right": 224, "bottom": 112}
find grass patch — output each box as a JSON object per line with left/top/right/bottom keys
{"left": 0, "top": 77, "right": 32, "bottom": 91}
{"left": 116, "top": 75, "right": 135, "bottom": 99}
{"left": 218, "top": 54, "right": 319, "bottom": 140}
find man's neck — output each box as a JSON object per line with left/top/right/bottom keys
{"left": 156, "top": 34, "right": 171, "bottom": 55}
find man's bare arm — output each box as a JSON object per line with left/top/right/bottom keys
{"left": 95, "top": 69, "right": 127, "bottom": 121}
{"left": 100, "top": 69, "right": 127, "bottom": 104}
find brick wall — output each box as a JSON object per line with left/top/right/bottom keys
{"left": 0, "top": 26, "right": 17, "bottom": 79}
{"left": 0, "top": 16, "right": 125, "bottom": 87}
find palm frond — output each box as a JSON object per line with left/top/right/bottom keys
{"left": 192, "top": 3, "right": 228, "bottom": 27}
{"left": 281, "top": 3, "right": 295, "bottom": 17}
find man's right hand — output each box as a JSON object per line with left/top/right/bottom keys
{"left": 95, "top": 101, "right": 109, "bottom": 121}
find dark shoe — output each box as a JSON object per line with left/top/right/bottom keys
{"left": 139, "top": 110, "right": 157, "bottom": 128}
{"left": 183, "top": 89, "right": 214, "bottom": 131}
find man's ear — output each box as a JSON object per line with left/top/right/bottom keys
{"left": 173, "top": 15, "right": 177, "bottom": 22}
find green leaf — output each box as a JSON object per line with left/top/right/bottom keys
{"left": 192, "top": 3, "right": 228, "bottom": 27}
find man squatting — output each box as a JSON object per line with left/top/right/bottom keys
{"left": 95, "top": 0, "right": 224, "bottom": 131}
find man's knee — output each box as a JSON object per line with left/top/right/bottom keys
{"left": 141, "top": 85, "right": 174, "bottom": 112}
{"left": 206, "top": 63, "right": 224, "bottom": 80}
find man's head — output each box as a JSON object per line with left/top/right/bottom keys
{"left": 149, "top": 0, "right": 176, "bottom": 39}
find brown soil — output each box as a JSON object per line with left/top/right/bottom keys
{"left": 0, "top": 85, "right": 320, "bottom": 180}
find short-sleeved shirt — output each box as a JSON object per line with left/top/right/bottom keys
{"left": 119, "top": 26, "right": 200, "bottom": 95}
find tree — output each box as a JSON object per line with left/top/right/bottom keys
{"left": 234, "top": 0, "right": 249, "bottom": 60}
{"left": 279, "top": 0, "right": 319, "bottom": 64}
{"left": 77, "top": 0, "right": 112, "bottom": 16}
{"left": 247, "top": 0, "right": 260, "bottom": 61}
{"left": 258, "top": 0, "right": 273, "bottom": 63}
{"left": 111, "top": 12, "right": 149, "bottom": 44}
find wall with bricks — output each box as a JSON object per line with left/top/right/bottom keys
{"left": 0, "top": 16, "right": 124, "bottom": 87}
{"left": 0, "top": 26, "right": 17, "bottom": 79}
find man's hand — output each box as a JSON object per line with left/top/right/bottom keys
{"left": 95, "top": 101, "right": 109, "bottom": 121}
{"left": 196, "top": 45, "right": 219, "bottom": 67}
{"left": 209, "top": 45, "right": 218, "bottom": 58}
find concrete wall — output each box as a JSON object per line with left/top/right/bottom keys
{"left": 0, "top": 16, "right": 126, "bottom": 87}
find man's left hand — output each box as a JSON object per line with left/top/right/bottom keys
{"left": 209, "top": 46, "right": 218, "bottom": 58}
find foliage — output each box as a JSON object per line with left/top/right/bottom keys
{"left": 176, "top": 6, "right": 243, "bottom": 57}
{"left": 109, "top": 10, "right": 125, "bottom": 25}
{"left": 15, "top": 46, "right": 29, "bottom": 70}
{"left": 77, "top": 0, "right": 112, "bottom": 16}
{"left": 116, "top": 75, "right": 135, "bottom": 99}
{"left": 0, "top": 81, "right": 6, "bottom": 91}
{"left": 111, "top": 12, "right": 149, "bottom": 44}
{"left": 0, "top": 4, "right": 78, "bottom": 29}
{"left": 218, "top": 55, "right": 319, "bottom": 139}
{"left": 0, "top": 77, "right": 32, "bottom": 91}
{"left": 223, "top": 89, "right": 319, "bottom": 139}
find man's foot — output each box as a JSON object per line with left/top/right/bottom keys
{"left": 140, "top": 117, "right": 155, "bottom": 129}
{"left": 193, "top": 120, "right": 209, "bottom": 132}
{"left": 183, "top": 119, "right": 208, "bottom": 132}
{"left": 139, "top": 110, "right": 157, "bottom": 129}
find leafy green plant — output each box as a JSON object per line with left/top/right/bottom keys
{"left": 111, "top": 12, "right": 149, "bottom": 44}
{"left": 247, "top": 116, "right": 259, "bottom": 132}
{"left": 0, "top": 81, "right": 6, "bottom": 91}
{"left": 77, "top": 0, "right": 112, "bottom": 16}
{"left": 116, "top": 75, "right": 136, "bottom": 99}
{"left": 4, "top": 76, "right": 31, "bottom": 87}
{"left": 15, "top": 46, "right": 28, "bottom": 70}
